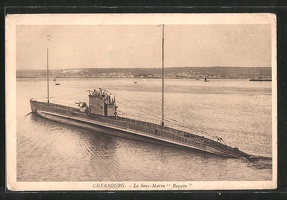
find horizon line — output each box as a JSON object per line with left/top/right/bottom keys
{"left": 17, "top": 66, "right": 272, "bottom": 71}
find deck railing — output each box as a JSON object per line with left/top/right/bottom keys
{"left": 94, "top": 115, "right": 210, "bottom": 150}
{"left": 99, "top": 115, "right": 235, "bottom": 152}
{"left": 35, "top": 100, "right": 233, "bottom": 152}
{"left": 37, "top": 101, "right": 79, "bottom": 112}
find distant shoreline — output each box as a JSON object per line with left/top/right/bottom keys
{"left": 16, "top": 66, "right": 272, "bottom": 80}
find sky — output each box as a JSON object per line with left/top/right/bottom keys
{"left": 16, "top": 24, "right": 272, "bottom": 70}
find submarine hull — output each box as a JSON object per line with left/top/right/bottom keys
{"left": 30, "top": 99, "right": 252, "bottom": 159}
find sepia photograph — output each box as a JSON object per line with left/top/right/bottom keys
{"left": 6, "top": 13, "right": 277, "bottom": 191}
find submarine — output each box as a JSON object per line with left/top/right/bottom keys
{"left": 30, "top": 87, "right": 253, "bottom": 159}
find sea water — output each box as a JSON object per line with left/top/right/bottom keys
{"left": 16, "top": 78, "right": 272, "bottom": 181}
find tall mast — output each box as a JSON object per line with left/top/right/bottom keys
{"left": 161, "top": 24, "right": 165, "bottom": 126}
{"left": 47, "top": 34, "right": 50, "bottom": 103}
{"left": 47, "top": 48, "right": 49, "bottom": 103}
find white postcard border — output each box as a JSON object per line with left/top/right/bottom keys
{"left": 6, "top": 13, "right": 277, "bottom": 191}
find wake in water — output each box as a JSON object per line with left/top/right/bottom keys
{"left": 245, "top": 155, "right": 272, "bottom": 170}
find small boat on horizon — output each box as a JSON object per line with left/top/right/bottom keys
{"left": 54, "top": 77, "right": 60, "bottom": 85}
{"left": 249, "top": 69, "right": 271, "bottom": 82}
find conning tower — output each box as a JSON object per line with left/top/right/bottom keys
{"left": 88, "top": 88, "right": 117, "bottom": 116}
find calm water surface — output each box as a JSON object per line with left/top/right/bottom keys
{"left": 16, "top": 78, "right": 272, "bottom": 181}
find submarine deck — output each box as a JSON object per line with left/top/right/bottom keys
{"left": 30, "top": 99, "right": 252, "bottom": 159}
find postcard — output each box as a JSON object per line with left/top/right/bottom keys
{"left": 6, "top": 13, "right": 277, "bottom": 191}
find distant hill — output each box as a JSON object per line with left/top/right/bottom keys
{"left": 16, "top": 66, "right": 272, "bottom": 79}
